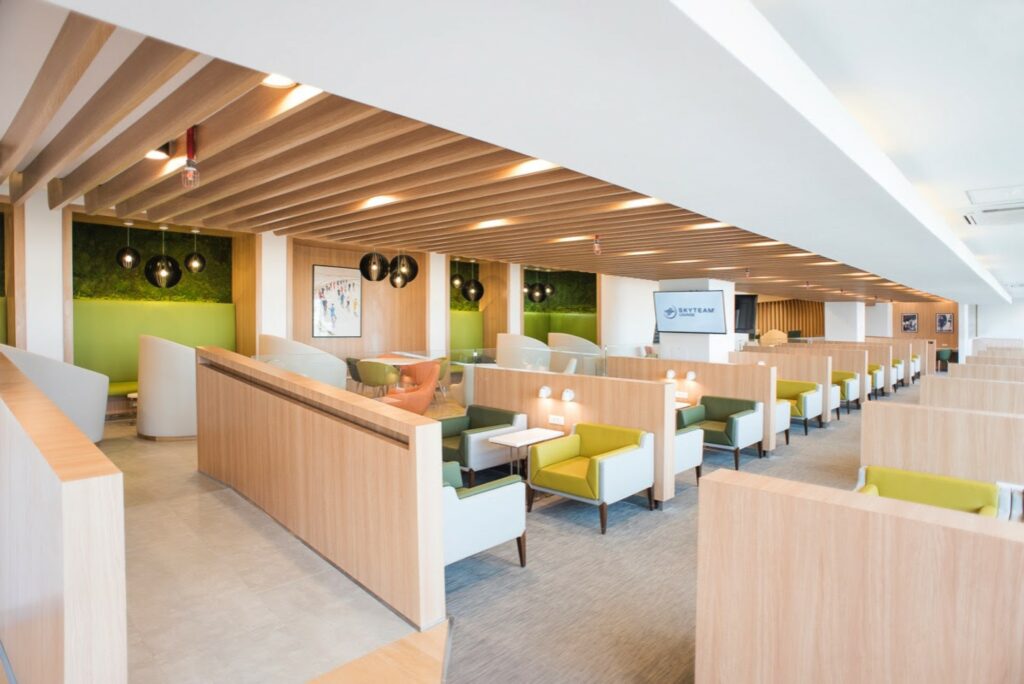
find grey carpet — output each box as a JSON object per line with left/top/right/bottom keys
{"left": 443, "top": 382, "right": 921, "bottom": 683}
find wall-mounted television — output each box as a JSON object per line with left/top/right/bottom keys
{"left": 734, "top": 294, "right": 758, "bottom": 334}
{"left": 653, "top": 290, "right": 727, "bottom": 334}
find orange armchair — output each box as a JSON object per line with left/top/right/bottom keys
{"left": 380, "top": 361, "right": 440, "bottom": 415}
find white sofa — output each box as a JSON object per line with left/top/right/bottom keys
{"left": 548, "top": 332, "right": 602, "bottom": 375}
{"left": 0, "top": 344, "right": 108, "bottom": 443}
{"left": 258, "top": 334, "right": 348, "bottom": 389}
{"left": 137, "top": 335, "right": 197, "bottom": 439}
{"left": 442, "top": 462, "right": 526, "bottom": 567}
{"left": 774, "top": 399, "right": 792, "bottom": 445}
{"left": 496, "top": 333, "right": 551, "bottom": 371}
{"left": 674, "top": 425, "right": 704, "bottom": 483}
{"left": 440, "top": 405, "right": 528, "bottom": 485}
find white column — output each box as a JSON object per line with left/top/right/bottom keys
{"left": 256, "top": 232, "right": 289, "bottom": 346}
{"left": 507, "top": 263, "right": 523, "bottom": 335}
{"left": 657, "top": 278, "right": 735, "bottom": 362}
{"left": 824, "top": 301, "right": 866, "bottom": 342}
{"left": 21, "top": 192, "right": 65, "bottom": 360}
{"left": 865, "top": 302, "right": 893, "bottom": 337}
{"left": 426, "top": 253, "right": 448, "bottom": 356}
{"left": 600, "top": 274, "right": 658, "bottom": 351}
{"left": 958, "top": 302, "right": 972, "bottom": 357}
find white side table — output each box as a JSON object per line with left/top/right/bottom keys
{"left": 488, "top": 427, "right": 565, "bottom": 476}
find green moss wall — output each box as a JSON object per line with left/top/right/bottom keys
{"left": 449, "top": 259, "right": 480, "bottom": 311}
{"left": 523, "top": 270, "right": 598, "bottom": 343}
{"left": 73, "top": 221, "right": 232, "bottom": 302}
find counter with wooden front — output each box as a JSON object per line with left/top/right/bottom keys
{"left": 195, "top": 346, "right": 445, "bottom": 630}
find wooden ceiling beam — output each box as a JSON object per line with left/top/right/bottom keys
{"left": 171, "top": 127, "right": 467, "bottom": 224}
{"left": 0, "top": 13, "right": 114, "bottom": 185}
{"left": 107, "top": 96, "right": 370, "bottom": 217}
{"left": 13, "top": 38, "right": 196, "bottom": 205}
{"left": 47, "top": 59, "right": 264, "bottom": 210}
{"left": 93, "top": 83, "right": 333, "bottom": 214}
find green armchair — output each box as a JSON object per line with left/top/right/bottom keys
{"left": 440, "top": 405, "right": 528, "bottom": 486}
{"left": 677, "top": 396, "right": 764, "bottom": 470}
{"left": 442, "top": 462, "right": 526, "bottom": 566}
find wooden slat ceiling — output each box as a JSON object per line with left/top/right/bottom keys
{"left": 0, "top": 15, "right": 938, "bottom": 303}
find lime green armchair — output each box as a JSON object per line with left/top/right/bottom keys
{"left": 832, "top": 370, "right": 860, "bottom": 413}
{"left": 776, "top": 379, "right": 824, "bottom": 435}
{"left": 856, "top": 466, "right": 1005, "bottom": 518}
{"left": 866, "top": 363, "right": 885, "bottom": 399}
{"left": 528, "top": 423, "right": 654, "bottom": 534}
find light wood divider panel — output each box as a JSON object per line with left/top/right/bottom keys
{"left": 472, "top": 366, "right": 676, "bottom": 501}
{"left": 195, "top": 347, "right": 445, "bottom": 629}
{"left": 312, "top": 617, "right": 450, "bottom": 683}
{"left": 0, "top": 353, "right": 126, "bottom": 682}
{"left": 605, "top": 356, "right": 777, "bottom": 453}
{"left": 742, "top": 344, "right": 870, "bottom": 404}
{"left": 867, "top": 336, "right": 934, "bottom": 375}
{"left": 966, "top": 355, "right": 1024, "bottom": 367}
{"left": 478, "top": 260, "right": 508, "bottom": 350}
{"left": 861, "top": 401, "right": 1024, "bottom": 485}
{"left": 729, "top": 350, "right": 833, "bottom": 423}
{"left": 696, "top": 470, "right": 1024, "bottom": 683}
{"left": 231, "top": 232, "right": 258, "bottom": 357}
{"left": 978, "top": 347, "right": 1024, "bottom": 358}
{"left": 920, "top": 375, "right": 1024, "bottom": 414}
{"left": 950, "top": 363, "right": 1024, "bottom": 383}
{"left": 807, "top": 341, "right": 896, "bottom": 392}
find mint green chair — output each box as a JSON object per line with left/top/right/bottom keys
{"left": 937, "top": 348, "right": 952, "bottom": 372}
{"left": 356, "top": 360, "right": 400, "bottom": 396}
{"left": 678, "top": 396, "right": 764, "bottom": 470}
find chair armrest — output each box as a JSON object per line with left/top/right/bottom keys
{"left": 457, "top": 475, "right": 523, "bottom": 499}
{"left": 590, "top": 437, "right": 655, "bottom": 504}
{"left": 858, "top": 483, "right": 879, "bottom": 496}
{"left": 797, "top": 389, "right": 820, "bottom": 417}
{"left": 530, "top": 434, "right": 580, "bottom": 473}
{"left": 442, "top": 461, "right": 463, "bottom": 488}
{"left": 725, "top": 409, "right": 757, "bottom": 439}
{"left": 678, "top": 404, "right": 706, "bottom": 429}
{"left": 439, "top": 415, "right": 471, "bottom": 438}
{"left": 726, "top": 407, "right": 763, "bottom": 449}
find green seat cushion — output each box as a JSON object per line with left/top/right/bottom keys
{"left": 700, "top": 395, "right": 756, "bottom": 421}
{"left": 442, "top": 436, "right": 462, "bottom": 463}
{"left": 863, "top": 466, "right": 999, "bottom": 516}
{"left": 467, "top": 405, "right": 519, "bottom": 429}
{"left": 532, "top": 455, "right": 596, "bottom": 499}
{"left": 777, "top": 379, "right": 817, "bottom": 400}
{"left": 697, "top": 420, "right": 730, "bottom": 446}
{"left": 785, "top": 397, "right": 803, "bottom": 417}
{"left": 108, "top": 381, "right": 138, "bottom": 397}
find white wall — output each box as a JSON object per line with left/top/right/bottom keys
{"left": 257, "top": 232, "right": 289, "bottom": 344}
{"left": 865, "top": 302, "right": 893, "bottom": 337}
{"left": 507, "top": 263, "right": 523, "bottom": 335}
{"left": 22, "top": 193, "right": 65, "bottom": 360}
{"left": 599, "top": 274, "right": 657, "bottom": 351}
{"left": 656, "top": 278, "right": 735, "bottom": 362}
{"left": 976, "top": 302, "right": 1024, "bottom": 340}
{"left": 426, "top": 252, "right": 448, "bottom": 356}
{"left": 824, "top": 301, "right": 865, "bottom": 342}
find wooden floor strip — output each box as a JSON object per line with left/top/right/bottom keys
{"left": 310, "top": 618, "right": 451, "bottom": 683}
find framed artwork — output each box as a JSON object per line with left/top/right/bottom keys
{"left": 936, "top": 312, "right": 954, "bottom": 333}
{"left": 313, "top": 264, "right": 361, "bottom": 338}
{"left": 901, "top": 313, "right": 919, "bottom": 333}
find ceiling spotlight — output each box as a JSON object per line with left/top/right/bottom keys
{"left": 507, "top": 158, "right": 560, "bottom": 177}
{"left": 262, "top": 73, "right": 297, "bottom": 88}
{"left": 617, "top": 197, "right": 663, "bottom": 210}
{"left": 361, "top": 195, "right": 398, "bottom": 209}
{"left": 686, "top": 222, "right": 729, "bottom": 230}
{"left": 552, "top": 235, "right": 591, "bottom": 243}
{"left": 145, "top": 142, "right": 171, "bottom": 160}
{"left": 475, "top": 218, "right": 509, "bottom": 229}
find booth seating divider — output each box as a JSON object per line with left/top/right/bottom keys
{"left": 0, "top": 295, "right": 6, "bottom": 345}
{"left": 137, "top": 336, "right": 197, "bottom": 439}
{"left": 729, "top": 350, "right": 833, "bottom": 425}
{"left": 949, "top": 363, "right": 1024, "bottom": 383}
{"left": 867, "top": 337, "right": 934, "bottom": 377}
{"left": 605, "top": 356, "right": 778, "bottom": 454}
{"left": 548, "top": 332, "right": 602, "bottom": 375}
{"left": 696, "top": 470, "right": 1024, "bottom": 683}
{"left": 919, "top": 375, "right": 1024, "bottom": 414}
{"left": 807, "top": 341, "right": 895, "bottom": 394}
{"left": 966, "top": 355, "right": 1024, "bottom": 367}
{"left": 471, "top": 365, "right": 678, "bottom": 502}
{"left": 742, "top": 344, "right": 869, "bottom": 405}
{"left": 972, "top": 337, "right": 1024, "bottom": 353}
{"left": 495, "top": 333, "right": 551, "bottom": 371}
{"left": 976, "top": 347, "right": 1024, "bottom": 358}
{"left": 257, "top": 334, "right": 348, "bottom": 389}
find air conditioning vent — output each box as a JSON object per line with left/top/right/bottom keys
{"left": 963, "top": 204, "right": 1024, "bottom": 226}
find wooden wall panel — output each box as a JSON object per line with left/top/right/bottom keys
{"left": 949, "top": 363, "right": 1024, "bottom": 383}
{"left": 743, "top": 344, "right": 870, "bottom": 404}
{"left": 973, "top": 338, "right": 1024, "bottom": 353}
{"left": 695, "top": 470, "right": 1024, "bottom": 683}
{"left": 729, "top": 351, "right": 833, "bottom": 423}
{"left": 472, "top": 366, "right": 677, "bottom": 501}
{"left": 890, "top": 300, "right": 958, "bottom": 342}
{"left": 0, "top": 354, "right": 126, "bottom": 682}
{"left": 966, "top": 355, "right": 1024, "bottom": 367}
{"left": 606, "top": 356, "right": 777, "bottom": 452}
{"left": 920, "top": 375, "right": 1024, "bottom": 414}
{"left": 867, "top": 336, "right": 935, "bottom": 375}
{"left": 478, "top": 260, "right": 507, "bottom": 350}
{"left": 861, "top": 401, "right": 1024, "bottom": 485}
{"left": 195, "top": 347, "right": 444, "bottom": 628}
{"left": 292, "top": 239, "right": 427, "bottom": 358}
{"left": 231, "top": 232, "right": 258, "bottom": 356}
{"left": 755, "top": 298, "right": 823, "bottom": 337}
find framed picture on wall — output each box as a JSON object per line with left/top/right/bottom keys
{"left": 936, "top": 312, "right": 954, "bottom": 333}
{"left": 313, "top": 264, "right": 361, "bottom": 338}
{"left": 901, "top": 313, "right": 919, "bottom": 333}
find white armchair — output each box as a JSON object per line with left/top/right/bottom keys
{"left": 137, "top": 335, "right": 197, "bottom": 439}
{"left": 778, "top": 380, "right": 823, "bottom": 435}
{"left": 442, "top": 462, "right": 526, "bottom": 566}
{"left": 257, "top": 334, "right": 348, "bottom": 389}
{"left": 0, "top": 343, "right": 108, "bottom": 443}
{"left": 440, "top": 405, "right": 528, "bottom": 486}
{"left": 774, "top": 399, "right": 792, "bottom": 445}
{"left": 833, "top": 372, "right": 860, "bottom": 413}
{"left": 674, "top": 425, "right": 704, "bottom": 483}
{"left": 911, "top": 355, "right": 921, "bottom": 381}
{"left": 892, "top": 359, "right": 906, "bottom": 389}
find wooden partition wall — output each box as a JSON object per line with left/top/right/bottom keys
{"left": 966, "top": 355, "right": 1024, "bottom": 367}
{"left": 0, "top": 354, "right": 126, "bottom": 682}
{"left": 605, "top": 356, "right": 778, "bottom": 453}
{"left": 808, "top": 341, "right": 896, "bottom": 392}
{"left": 696, "top": 470, "right": 1024, "bottom": 683}
{"left": 861, "top": 402, "right": 1024, "bottom": 485}
{"left": 747, "top": 344, "right": 870, "bottom": 404}
{"left": 728, "top": 350, "right": 833, "bottom": 424}
{"left": 867, "top": 336, "right": 935, "bottom": 375}
{"left": 978, "top": 347, "right": 1024, "bottom": 358}
{"left": 920, "top": 375, "right": 1024, "bottom": 414}
{"left": 195, "top": 347, "right": 445, "bottom": 629}
{"left": 472, "top": 365, "right": 676, "bottom": 500}
{"left": 950, "top": 363, "right": 1024, "bottom": 383}
{"left": 755, "top": 298, "right": 824, "bottom": 337}
{"left": 972, "top": 338, "right": 1024, "bottom": 353}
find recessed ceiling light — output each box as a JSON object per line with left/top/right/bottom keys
{"left": 617, "top": 197, "right": 664, "bottom": 210}
{"left": 665, "top": 258, "right": 704, "bottom": 264}
{"left": 507, "top": 158, "right": 560, "bottom": 177}
{"left": 360, "top": 195, "right": 398, "bottom": 209}
{"left": 622, "top": 249, "right": 664, "bottom": 256}
{"left": 810, "top": 261, "right": 841, "bottom": 266}
{"left": 857, "top": 276, "right": 882, "bottom": 280}
{"left": 746, "top": 240, "right": 783, "bottom": 247}
{"left": 145, "top": 143, "right": 171, "bottom": 160}
{"left": 684, "top": 221, "right": 730, "bottom": 230}
{"left": 770, "top": 279, "right": 794, "bottom": 283}
{"left": 262, "top": 73, "right": 296, "bottom": 88}
{"left": 779, "top": 252, "right": 814, "bottom": 257}
{"left": 745, "top": 275, "right": 773, "bottom": 279}
{"left": 704, "top": 266, "right": 738, "bottom": 271}
{"left": 475, "top": 218, "right": 510, "bottom": 229}
{"left": 551, "top": 235, "right": 591, "bottom": 243}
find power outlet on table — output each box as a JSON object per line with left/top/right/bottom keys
{"left": 549, "top": 415, "right": 565, "bottom": 426}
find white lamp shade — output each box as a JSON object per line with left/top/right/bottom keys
{"left": 561, "top": 388, "right": 575, "bottom": 402}
{"left": 538, "top": 385, "right": 552, "bottom": 399}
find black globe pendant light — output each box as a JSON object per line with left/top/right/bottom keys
{"left": 544, "top": 281, "right": 556, "bottom": 297}
{"left": 389, "top": 253, "right": 419, "bottom": 284}
{"left": 528, "top": 282, "right": 547, "bottom": 303}
{"left": 359, "top": 251, "right": 389, "bottom": 281}
{"left": 116, "top": 222, "right": 140, "bottom": 270}
{"left": 144, "top": 227, "right": 182, "bottom": 288}
{"left": 389, "top": 268, "right": 409, "bottom": 289}
{"left": 450, "top": 271, "right": 465, "bottom": 289}
{"left": 184, "top": 228, "right": 206, "bottom": 273}
{"left": 461, "top": 262, "right": 483, "bottom": 302}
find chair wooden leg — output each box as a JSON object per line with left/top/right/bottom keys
{"left": 516, "top": 532, "right": 527, "bottom": 567}
{"left": 818, "top": 415, "right": 824, "bottom": 428}
{"left": 803, "top": 418, "right": 809, "bottom": 436}
{"left": 695, "top": 464, "right": 702, "bottom": 483}
{"left": 856, "top": 398, "right": 862, "bottom": 409}
{"left": 835, "top": 407, "right": 841, "bottom": 421}
{"left": 467, "top": 469, "right": 476, "bottom": 488}
{"left": 646, "top": 486, "right": 655, "bottom": 511}
{"left": 599, "top": 502, "right": 608, "bottom": 534}
{"left": 757, "top": 441, "right": 764, "bottom": 458}
{"left": 785, "top": 428, "right": 790, "bottom": 445}
{"left": 526, "top": 485, "right": 535, "bottom": 512}
{"left": 733, "top": 448, "right": 740, "bottom": 470}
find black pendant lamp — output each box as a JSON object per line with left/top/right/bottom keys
{"left": 144, "top": 227, "right": 182, "bottom": 289}
{"left": 389, "top": 253, "right": 419, "bottom": 285}
{"left": 544, "top": 281, "right": 556, "bottom": 297}
{"left": 359, "top": 251, "right": 389, "bottom": 281}
{"left": 450, "top": 269, "right": 465, "bottom": 289}
{"left": 528, "top": 282, "right": 547, "bottom": 303}
{"left": 461, "top": 262, "right": 484, "bottom": 302}
{"left": 389, "top": 268, "right": 409, "bottom": 289}
{"left": 184, "top": 228, "right": 206, "bottom": 273}
{"left": 116, "top": 222, "right": 140, "bottom": 270}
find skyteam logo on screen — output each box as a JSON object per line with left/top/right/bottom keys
{"left": 664, "top": 307, "right": 678, "bottom": 319}
{"left": 654, "top": 290, "right": 727, "bottom": 334}
{"left": 666, "top": 306, "right": 715, "bottom": 318}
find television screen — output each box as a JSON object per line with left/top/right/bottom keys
{"left": 734, "top": 294, "right": 758, "bottom": 333}
{"left": 653, "top": 290, "right": 728, "bottom": 334}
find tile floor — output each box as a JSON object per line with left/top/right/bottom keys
{"left": 100, "top": 421, "right": 413, "bottom": 683}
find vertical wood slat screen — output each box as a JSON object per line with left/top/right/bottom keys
{"left": 756, "top": 299, "right": 824, "bottom": 337}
